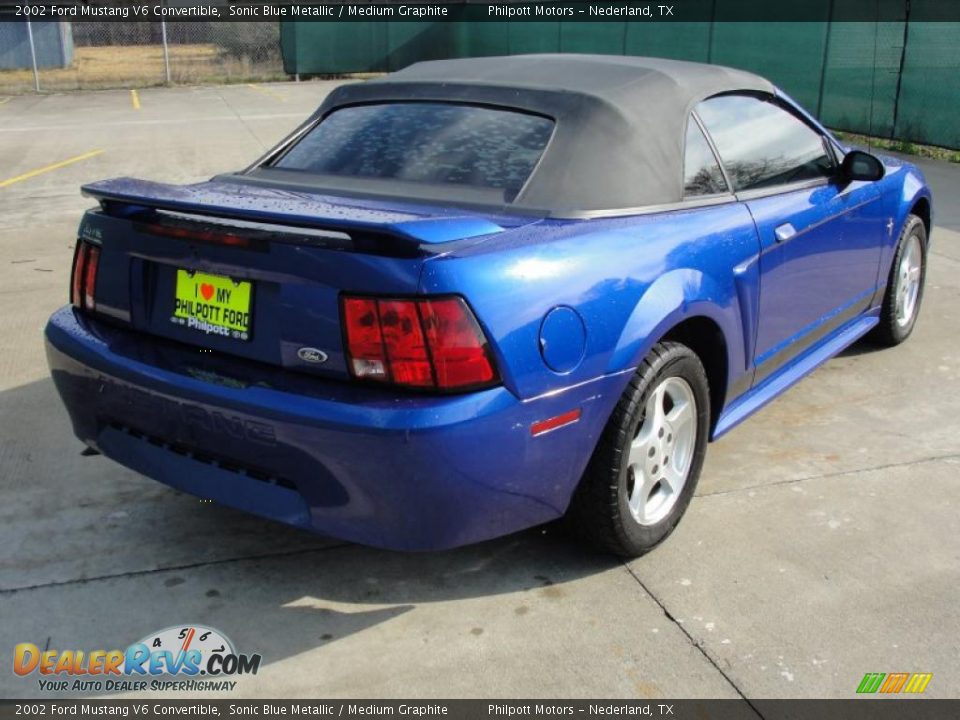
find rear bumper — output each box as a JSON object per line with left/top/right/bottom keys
{"left": 45, "top": 307, "right": 621, "bottom": 550}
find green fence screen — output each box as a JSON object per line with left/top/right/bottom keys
{"left": 281, "top": 2, "right": 960, "bottom": 148}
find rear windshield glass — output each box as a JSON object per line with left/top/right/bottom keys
{"left": 271, "top": 103, "right": 554, "bottom": 201}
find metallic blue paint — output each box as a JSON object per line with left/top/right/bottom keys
{"left": 747, "top": 179, "right": 885, "bottom": 367}
{"left": 539, "top": 306, "right": 587, "bottom": 374}
{"left": 46, "top": 93, "right": 933, "bottom": 550}
{"left": 46, "top": 306, "right": 623, "bottom": 550}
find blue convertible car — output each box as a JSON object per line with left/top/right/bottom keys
{"left": 46, "top": 55, "right": 931, "bottom": 556}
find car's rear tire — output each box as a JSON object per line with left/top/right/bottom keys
{"left": 871, "top": 214, "right": 927, "bottom": 346}
{"left": 566, "top": 341, "right": 710, "bottom": 558}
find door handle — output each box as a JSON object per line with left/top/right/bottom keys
{"left": 774, "top": 223, "right": 797, "bottom": 243}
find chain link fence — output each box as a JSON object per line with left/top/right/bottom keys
{"left": 0, "top": 21, "right": 286, "bottom": 94}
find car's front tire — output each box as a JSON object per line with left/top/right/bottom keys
{"left": 872, "top": 213, "right": 927, "bottom": 346}
{"left": 567, "top": 341, "right": 710, "bottom": 558}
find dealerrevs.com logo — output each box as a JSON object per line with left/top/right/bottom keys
{"left": 14, "top": 625, "right": 261, "bottom": 693}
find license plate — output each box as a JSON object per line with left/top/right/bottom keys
{"left": 172, "top": 270, "right": 252, "bottom": 341}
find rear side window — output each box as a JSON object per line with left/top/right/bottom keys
{"left": 272, "top": 103, "right": 554, "bottom": 201}
{"left": 684, "top": 119, "right": 728, "bottom": 196}
{"left": 696, "top": 94, "right": 835, "bottom": 192}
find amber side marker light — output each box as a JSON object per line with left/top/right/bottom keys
{"left": 531, "top": 408, "right": 582, "bottom": 437}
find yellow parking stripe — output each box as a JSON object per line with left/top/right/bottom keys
{"left": 0, "top": 149, "right": 104, "bottom": 189}
{"left": 130, "top": 89, "right": 141, "bottom": 110}
{"left": 0, "top": 97, "right": 11, "bottom": 105}
{"left": 247, "top": 83, "right": 286, "bottom": 102}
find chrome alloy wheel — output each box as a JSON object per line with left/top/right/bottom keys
{"left": 895, "top": 234, "right": 923, "bottom": 328}
{"left": 625, "top": 376, "right": 697, "bottom": 526}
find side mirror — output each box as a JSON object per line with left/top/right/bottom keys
{"left": 840, "top": 150, "right": 885, "bottom": 182}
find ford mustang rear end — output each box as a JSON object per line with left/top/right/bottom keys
{"left": 45, "top": 92, "right": 617, "bottom": 551}
{"left": 45, "top": 55, "right": 932, "bottom": 556}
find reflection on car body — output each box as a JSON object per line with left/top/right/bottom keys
{"left": 45, "top": 55, "right": 932, "bottom": 556}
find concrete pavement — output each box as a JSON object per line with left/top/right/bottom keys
{"left": 0, "top": 83, "right": 957, "bottom": 700}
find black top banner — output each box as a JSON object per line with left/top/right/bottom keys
{"left": 2, "top": 0, "right": 960, "bottom": 23}
{"left": 2, "top": 700, "right": 960, "bottom": 720}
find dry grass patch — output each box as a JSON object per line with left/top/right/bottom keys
{"left": 0, "top": 44, "right": 286, "bottom": 94}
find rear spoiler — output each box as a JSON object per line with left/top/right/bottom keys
{"left": 81, "top": 177, "right": 508, "bottom": 248}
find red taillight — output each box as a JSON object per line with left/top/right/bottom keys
{"left": 70, "top": 243, "right": 88, "bottom": 307}
{"left": 71, "top": 241, "right": 100, "bottom": 312}
{"left": 378, "top": 300, "right": 434, "bottom": 387}
{"left": 83, "top": 245, "right": 100, "bottom": 311}
{"left": 420, "top": 298, "right": 497, "bottom": 388}
{"left": 342, "top": 295, "right": 499, "bottom": 392}
{"left": 342, "top": 298, "right": 389, "bottom": 381}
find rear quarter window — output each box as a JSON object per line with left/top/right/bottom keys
{"left": 684, "top": 119, "right": 728, "bottom": 196}
{"left": 272, "top": 103, "right": 555, "bottom": 201}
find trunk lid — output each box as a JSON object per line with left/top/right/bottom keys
{"left": 80, "top": 177, "right": 530, "bottom": 381}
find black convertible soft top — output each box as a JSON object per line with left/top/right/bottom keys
{"left": 249, "top": 55, "right": 775, "bottom": 216}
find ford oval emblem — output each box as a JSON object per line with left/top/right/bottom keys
{"left": 297, "top": 347, "right": 328, "bottom": 364}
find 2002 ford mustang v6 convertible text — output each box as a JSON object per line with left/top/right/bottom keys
{"left": 45, "top": 55, "right": 932, "bottom": 556}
